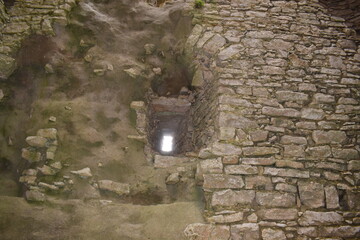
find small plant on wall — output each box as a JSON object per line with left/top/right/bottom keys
{"left": 194, "top": 0, "right": 205, "bottom": 9}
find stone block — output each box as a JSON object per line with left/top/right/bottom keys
{"left": 275, "top": 183, "right": 297, "bottom": 193}
{"left": 332, "top": 148, "right": 359, "bottom": 160}
{"left": 262, "top": 228, "right": 286, "bottom": 240}
{"left": 224, "top": 165, "right": 258, "bottom": 175}
{"left": 256, "top": 192, "right": 296, "bottom": 207}
{"left": 222, "top": 155, "right": 239, "bottom": 165}
{"left": 298, "top": 211, "right": 343, "bottom": 226}
{"left": 257, "top": 208, "right": 298, "bottom": 220}
{"left": 208, "top": 212, "right": 243, "bottom": 224}
{"left": 184, "top": 223, "right": 230, "bottom": 240}
{"left": 98, "top": 180, "right": 130, "bottom": 196}
{"left": 231, "top": 223, "right": 259, "bottom": 240}
{"left": 312, "top": 130, "right": 347, "bottom": 145}
{"left": 298, "top": 181, "right": 325, "bottom": 208}
{"left": 218, "top": 44, "right": 244, "bottom": 60}
{"left": 21, "top": 148, "right": 41, "bottom": 163}
{"left": 243, "top": 147, "right": 279, "bottom": 156}
{"left": 196, "top": 158, "right": 223, "bottom": 181}
{"left": 218, "top": 112, "right": 259, "bottom": 129}
{"left": 281, "top": 135, "right": 307, "bottom": 145}
{"left": 249, "top": 130, "right": 268, "bottom": 142}
{"left": 313, "top": 93, "right": 335, "bottom": 103}
{"left": 276, "top": 91, "right": 308, "bottom": 102}
{"left": 203, "top": 174, "right": 244, "bottom": 189}
{"left": 284, "top": 145, "right": 305, "bottom": 157}
{"left": 241, "top": 157, "right": 276, "bottom": 166}
{"left": 0, "top": 54, "right": 17, "bottom": 79}
{"left": 25, "top": 136, "right": 48, "bottom": 148}
{"left": 218, "top": 127, "right": 235, "bottom": 140}
{"left": 275, "top": 160, "right": 304, "bottom": 169}
{"left": 37, "top": 128, "right": 57, "bottom": 140}
{"left": 320, "top": 226, "right": 360, "bottom": 238}
{"left": 154, "top": 155, "right": 190, "bottom": 168}
{"left": 306, "top": 146, "right": 332, "bottom": 159}
{"left": 210, "top": 142, "right": 242, "bottom": 156}
{"left": 301, "top": 108, "right": 325, "bottom": 120}
{"left": 348, "top": 160, "right": 360, "bottom": 171}
{"left": 262, "top": 107, "right": 301, "bottom": 118}
{"left": 245, "top": 176, "right": 273, "bottom": 190}
{"left": 264, "top": 167, "right": 309, "bottom": 178}
{"left": 25, "top": 190, "right": 46, "bottom": 202}
{"left": 325, "top": 185, "right": 340, "bottom": 209}
{"left": 212, "top": 189, "right": 255, "bottom": 207}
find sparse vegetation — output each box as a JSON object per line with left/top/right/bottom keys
{"left": 194, "top": 0, "right": 205, "bottom": 9}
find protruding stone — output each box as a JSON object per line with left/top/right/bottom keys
{"left": 26, "top": 136, "right": 48, "bottom": 148}
{"left": 208, "top": 212, "right": 244, "bottom": 224}
{"left": 224, "top": 165, "right": 258, "bottom": 175}
{"left": 262, "top": 107, "right": 301, "bottom": 118}
{"left": 301, "top": 108, "right": 325, "bottom": 120}
{"left": 281, "top": 135, "right": 307, "bottom": 145}
{"left": 37, "top": 165, "right": 56, "bottom": 176}
{"left": 298, "top": 181, "right": 325, "bottom": 208}
{"left": 166, "top": 173, "right": 180, "bottom": 184}
{"left": 210, "top": 142, "right": 242, "bottom": 156}
{"left": 25, "top": 190, "right": 46, "bottom": 202}
{"left": 243, "top": 147, "right": 279, "bottom": 156}
{"left": 98, "top": 180, "right": 130, "bottom": 196}
{"left": 21, "top": 148, "right": 41, "bottom": 163}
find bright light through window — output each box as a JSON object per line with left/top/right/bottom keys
{"left": 161, "top": 135, "right": 174, "bottom": 153}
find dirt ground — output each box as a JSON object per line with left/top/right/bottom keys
{"left": 0, "top": 0, "right": 203, "bottom": 239}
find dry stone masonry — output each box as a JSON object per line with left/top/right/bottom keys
{"left": 0, "top": 0, "right": 77, "bottom": 79}
{"left": 184, "top": 0, "right": 360, "bottom": 239}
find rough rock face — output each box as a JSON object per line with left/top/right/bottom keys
{"left": 185, "top": 0, "right": 360, "bottom": 239}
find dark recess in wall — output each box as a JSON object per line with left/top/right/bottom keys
{"left": 3, "top": 0, "right": 15, "bottom": 8}
{"left": 319, "top": 0, "right": 360, "bottom": 35}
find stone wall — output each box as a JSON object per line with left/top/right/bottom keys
{"left": 0, "top": 0, "right": 77, "bottom": 79}
{"left": 185, "top": 0, "right": 360, "bottom": 239}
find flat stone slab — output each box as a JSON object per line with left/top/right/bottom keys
{"left": 154, "top": 155, "right": 190, "bottom": 168}
{"left": 98, "top": 180, "right": 130, "bottom": 196}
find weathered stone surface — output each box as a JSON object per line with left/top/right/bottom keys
{"left": 298, "top": 181, "right": 325, "bottom": 208}
{"left": 324, "top": 185, "right": 340, "bottom": 209}
{"left": 312, "top": 130, "right": 347, "bottom": 145}
{"left": 38, "top": 165, "right": 56, "bottom": 176}
{"left": 256, "top": 192, "right": 296, "bottom": 207}
{"left": 218, "top": 112, "right": 259, "bottom": 129}
{"left": 166, "top": 173, "right": 180, "bottom": 184}
{"left": 25, "top": 190, "right": 46, "bottom": 202}
{"left": 264, "top": 167, "right": 309, "bottom": 178}
{"left": 203, "top": 34, "right": 226, "bottom": 54}
{"left": 245, "top": 176, "right": 273, "bottom": 190}
{"left": 192, "top": 68, "right": 204, "bottom": 87}
{"left": 284, "top": 145, "right": 305, "bottom": 157}
{"left": 332, "top": 148, "right": 359, "bottom": 160}
{"left": 348, "top": 160, "right": 360, "bottom": 171}
{"left": 262, "top": 228, "right": 286, "bottom": 240}
{"left": 218, "top": 127, "right": 235, "bottom": 140}
{"left": 208, "top": 212, "right": 243, "bottom": 223}
{"left": 218, "top": 44, "right": 244, "bottom": 60}
{"left": 196, "top": 158, "right": 223, "bottom": 181}
{"left": 306, "top": 146, "right": 332, "bottom": 159}
{"left": 275, "top": 160, "right": 304, "bottom": 169}
{"left": 212, "top": 189, "right": 255, "bottom": 207}
{"left": 21, "top": 148, "right": 41, "bottom": 162}
{"left": 154, "top": 155, "right": 189, "bottom": 168}
{"left": 275, "top": 183, "right": 297, "bottom": 193}
{"left": 231, "top": 223, "right": 259, "bottom": 240}
{"left": 70, "top": 167, "right": 93, "bottom": 178}
{"left": 298, "top": 211, "right": 343, "bottom": 226}
{"left": 222, "top": 155, "right": 239, "bottom": 165}
{"left": 224, "top": 165, "right": 258, "bottom": 175}
{"left": 26, "top": 136, "right": 48, "bottom": 148}
{"left": 249, "top": 130, "right": 268, "bottom": 142}
{"left": 313, "top": 93, "right": 335, "bottom": 103}
{"left": 243, "top": 147, "right": 279, "bottom": 156}
{"left": 185, "top": 24, "right": 203, "bottom": 54}
{"left": 301, "top": 108, "right": 325, "bottom": 120}
{"left": 203, "top": 174, "right": 244, "bottom": 189}
{"left": 184, "top": 223, "right": 230, "bottom": 240}
{"left": 262, "top": 107, "right": 301, "bottom": 118}
{"left": 257, "top": 208, "right": 298, "bottom": 220}
{"left": 280, "top": 135, "right": 307, "bottom": 145}
{"left": 98, "top": 180, "right": 130, "bottom": 196}
{"left": 276, "top": 91, "right": 308, "bottom": 102}
{"left": 241, "top": 157, "right": 276, "bottom": 166}
{"left": 0, "top": 54, "right": 17, "bottom": 79}
{"left": 37, "top": 128, "right": 57, "bottom": 140}
{"left": 320, "top": 226, "right": 360, "bottom": 238}
{"left": 210, "top": 142, "right": 242, "bottom": 156}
